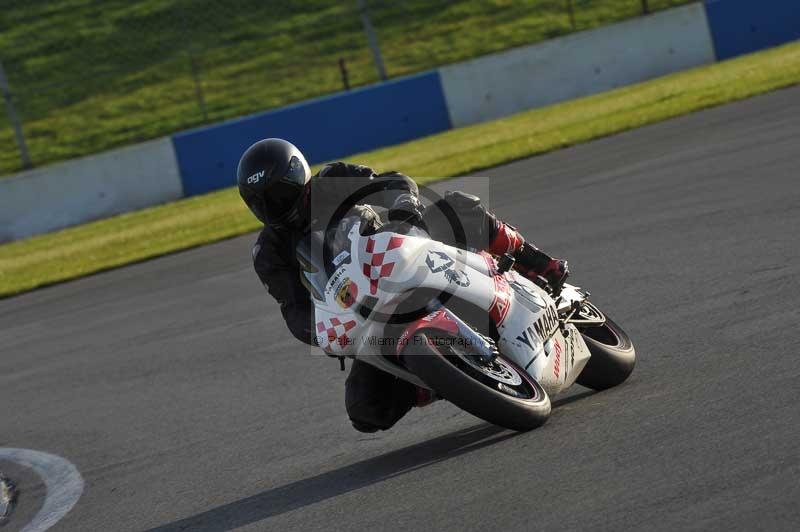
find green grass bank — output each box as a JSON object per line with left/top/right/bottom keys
{"left": 0, "top": 0, "right": 691, "bottom": 174}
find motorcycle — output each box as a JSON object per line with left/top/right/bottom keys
{"left": 297, "top": 214, "right": 635, "bottom": 431}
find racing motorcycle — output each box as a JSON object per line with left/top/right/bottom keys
{"left": 298, "top": 214, "right": 635, "bottom": 431}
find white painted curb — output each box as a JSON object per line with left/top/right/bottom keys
{"left": 0, "top": 448, "right": 84, "bottom": 532}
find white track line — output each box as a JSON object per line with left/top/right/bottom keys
{"left": 0, "top": 448, "right": 84, "bottom": 532}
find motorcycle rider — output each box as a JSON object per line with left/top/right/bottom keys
{"left": 237, "top": 138, "right": 568, "bottom": 433}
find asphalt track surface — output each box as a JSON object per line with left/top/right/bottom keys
{"left": 2, "top": 86, "right": 800, "bottom": 532}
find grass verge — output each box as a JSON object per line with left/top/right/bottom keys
{"left": 0, "top": 0, "right": 690, "bottom": 174}
{"left": 2, "top": 40, "right": 800, "bottom": 298}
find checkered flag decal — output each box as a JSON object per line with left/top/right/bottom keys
{"left": 317, "top": 317, "right": 357, "bottom": 350}
{"left": 362, "top": 236, "right": 405, "bottom": 295}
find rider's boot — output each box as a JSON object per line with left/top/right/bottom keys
{"left": 488, "top": 223, "right": 569, "bottom": 295}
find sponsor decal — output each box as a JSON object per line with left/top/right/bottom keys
{"left": 480, "top": 251, "right": 497, "bottom": 274}
{"left": 535, "top": 305, "right": 560, "bottom": 339}
{"left": 425, "top": 250, "right": 470, "bottom": 287}
{"left": 425, "top": 250, "right": 454, "bottom": 273}
{"left": 478, "top": 252, "right": 512, "bottom": 326}
{"left": 566, "top": 330, "right": 576, "bottom": 373}
{"left": 489, "top": 274, "right": 511, "bottom": 325}
{"left": 316, "top": 317, "right": 357, "bottom": 351}
{"left": 332, "top": 250, "right": 350, "bottom": 267}
{"left": 553, "top": 338, "right": 562, "bottom": 379}
{"left": 247, "top": 170, "right": 264, "bottom": 184}
{"left": 517, "top": 329, "right": 535, "bottom": 350}
{"left": 362, "top": 236, "right": 405, "bottom": 295}
{"left": 516, "top": 305, "right": 560, "bottom": 349}
{"left": 325, "top": 267, "right": 347, "bottom": 296}
{"left": 335, "top": 278, "right": 358, "bottom": 309}
{"left": 444, "top": 268, "right": 470, "bottom": 287}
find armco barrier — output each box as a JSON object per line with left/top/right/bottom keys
{"left": 172, "top": 71, "right": 451, "bottom": 197}
{"left": 438, "top": 3, "right": 715, "bottom": 128}
{"left": 0, "top": 138, "right": 183, "bottom": 242}
{"left": 704, "top": 0, "right": 800, "bottom": 60}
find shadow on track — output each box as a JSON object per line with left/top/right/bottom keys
{"left": 145, "top": 422, "right": 519, "bottom": 532}
{"left": 552, "top": 389, "right": 595, "bottom": 408}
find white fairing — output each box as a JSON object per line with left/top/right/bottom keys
{"left": 496, "top": 280, "right": 592, "bottom": 395}
{"left": 310, "top": 222, "right": 592, "bottom": 397}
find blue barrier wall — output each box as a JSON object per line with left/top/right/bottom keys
{"left": 172, "top": 71, "right": 451, "bottom": 197}
{"left": 705, "top": 0, "right": 800, "bottom": 61}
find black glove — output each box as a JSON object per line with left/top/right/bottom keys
{"left": 388, "top": 193, "right": 426, "bottom": 227}
{"left": 317, "top": 161, "right": 375, "bottom": 178}
{"left": 434, "top": 191, "right": 496, "bottom": 250}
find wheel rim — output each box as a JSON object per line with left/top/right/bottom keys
{"left": 459, "top": 354, "right": 522, "bottom": 386}
{"left": 437, "top": 341, "right": 538, "bottom": 400}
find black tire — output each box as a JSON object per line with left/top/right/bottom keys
{"left": 575, "top": 315, "right": 636, "bottom": 390}
{"left": 402, "top": 332, "right": 551, "bottom": 431}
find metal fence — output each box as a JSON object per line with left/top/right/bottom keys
{"left": 0, "top": 0, "right": 694, "bottom": 175}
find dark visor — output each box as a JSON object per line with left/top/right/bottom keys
{"left": 263, "top": 156, "right": 307, "bottom": 225}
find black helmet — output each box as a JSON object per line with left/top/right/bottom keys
{"left": 237, "top": 138, "right": 311, "bottom": 228}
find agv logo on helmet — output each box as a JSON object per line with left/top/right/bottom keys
{"left": 247, "top": 170, "right": 264, "bottom": 184}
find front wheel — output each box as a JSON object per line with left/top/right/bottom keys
{"left": 575, "top": 315, "right": 636, "bottom": 390}
{"left": 402, "top": 333, "right": 551, "bottom": 431}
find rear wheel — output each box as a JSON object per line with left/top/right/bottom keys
{"left": 402, "top": 332, "right": 550, "bottom": 431}
{"left": 575, "top": 315, "right": 635, "bottom": 390}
